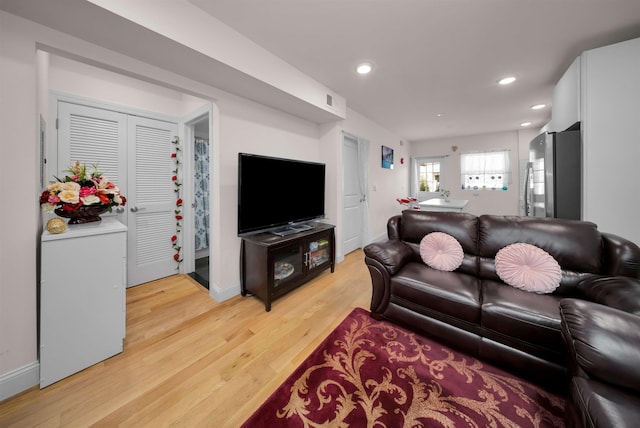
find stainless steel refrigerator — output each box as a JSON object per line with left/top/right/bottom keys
{"left": 524, "top": 126, "right": 581, "bottom": 220}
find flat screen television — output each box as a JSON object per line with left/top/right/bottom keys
{"left": 238, "top": 153, "right": 326, "bottom": 236}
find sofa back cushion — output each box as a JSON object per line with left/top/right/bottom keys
{"left": 399, "top": 210, "right": 478, "bottom": 275}
{"left": 478, "top": 215, "right": 603, "bottom": 293}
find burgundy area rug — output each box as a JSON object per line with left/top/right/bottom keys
{"left": 242, "top": 307, "right": 565, "bottom": 427}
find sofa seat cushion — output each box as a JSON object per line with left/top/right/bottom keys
{"left": 390, "top": 262, "right": 481, "bottom": 323}
{"left": 481, "top": 280, "right": 563, "bottom": 350}
{"left": 570, "top": 377, "right": 640, "bottom": 428}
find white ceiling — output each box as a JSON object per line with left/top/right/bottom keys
{"left": 189, "top": 0, "right": 640, "bottom": 141}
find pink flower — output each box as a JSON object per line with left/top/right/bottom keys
{"left": 79, "top": 186, "right": 97, "bottom": 197}
{"left": 171, "top": 235, "right": 177, "bottom": 242}
{"left": 172, "top": 176, "right": 177, "bottom": 181}
{"left": 171, "top": 153, "right": 177, "bottom": 158}
{"left": 176, "top": 198, "right": 183, "bottom": 206}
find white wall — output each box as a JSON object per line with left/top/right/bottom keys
{"left": 410, "top": 130, "right": 533, "bottom": 216}
{"left": 49, "top": 55, "right": 207, "bottom": 118}
{"left": 0, "top": 11, "right": 40, "bottom": 399}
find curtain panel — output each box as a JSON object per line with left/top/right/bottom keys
{"left": 194, "top": 138, "right": 210, "bottom": 251}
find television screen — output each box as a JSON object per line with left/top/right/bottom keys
{"left": 238, "top": 153, "right": 326, "bottom": 235}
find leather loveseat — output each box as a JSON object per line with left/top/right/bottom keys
{"left": 560, "top": 298, "right": 640, "bottom": 427}
{"left": 363, "top": 210, "right": 640, "bottom": 392}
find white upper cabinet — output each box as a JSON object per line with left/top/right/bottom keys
{"left": 552, "top": 56, "right": 581, "bottom": 132}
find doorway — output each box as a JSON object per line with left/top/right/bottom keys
{"left": 342, "top": 132, "right": 369, "bottom": 255}
{"left": 188, "top": 116, "right": 211, "bottom": 289}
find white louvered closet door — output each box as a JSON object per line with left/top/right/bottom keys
{"left": 57, "top": 102, "right": 127, "bottom": 225}
{"left": 57, "top": 101, "right": 179, "bottom": 287}
{"left": 127, "top": 116, "right": 179, "bottom": 286}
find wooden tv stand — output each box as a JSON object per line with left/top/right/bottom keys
{"left": 240, "top": 222, "right": 335, "bottom": 311}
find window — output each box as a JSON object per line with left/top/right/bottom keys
{"left": 411, "top": 157, "right": 444, "bottom": 199}
{"left": 460, "top": 150, "right": 511, "bottom": 190}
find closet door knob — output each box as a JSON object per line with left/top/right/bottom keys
{"left": 116, "top": 206, "right": 125, "bottom": 214}
{"left": 130, "top": 206, "right": 139, "bottom": 212}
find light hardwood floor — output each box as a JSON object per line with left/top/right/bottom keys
{"left": 0, "top": 250, "right": 371, "bottom": 427}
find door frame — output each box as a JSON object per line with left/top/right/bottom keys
{"left": 180, "top": 103, "right": 214, "bottom": 280}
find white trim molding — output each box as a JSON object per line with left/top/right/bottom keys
{"left": 0, "top": 361, "right": 40, "bottom": 401}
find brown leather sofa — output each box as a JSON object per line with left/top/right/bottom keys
{"left": 560, "top": 298, "right": 640, "bottom": 428}
{"left": 363, "top": 210, "right": 640, "bottom": 392}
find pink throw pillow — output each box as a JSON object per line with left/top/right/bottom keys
{"left": 419, "top": 232, "right": 464, "bottom": 272}
{"left": 495, "top": 243, "right": 562, "bottom": 294}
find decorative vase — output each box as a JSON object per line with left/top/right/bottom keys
{"left": 54, "top": 205, "right": 108, "bottom": 224}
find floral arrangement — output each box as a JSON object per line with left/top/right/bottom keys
{"left": 171, "top": 137, "right": 183, "bottom": 267}
{"left": 440, "top": 189, "right": 451, "bottom": 199}
{"left": 40, "top": 161, "right": 126, "bottom": 213}
{"left": 396, "top": 197, "right": 420, "bottom": 210}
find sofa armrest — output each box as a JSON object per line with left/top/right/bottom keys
{"left": 363, "top": 240, "right": 413, "bottom": 276}
{"left": 560, "top": 298, "right": 640, "bottom": 394}
{"left": 363, "top": 240, "right": 412, "bottom": 314}
{"left": 601, "top": 232, "right": 640, "bottom": 278}
{"left": 577, "top": 276, "right": 640, "bottom": 315}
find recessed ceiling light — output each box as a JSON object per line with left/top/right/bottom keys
{"left": 356, "top": 63, "right": 372, "bottom": 75}
{"left": 498, "top": 76, "right": 516, "bottom": 85}
{"left": 520, "top": 122, "right": 532, "bottom": 127}
{"left": 530, "top": 104, "right": 546, "bottom": 110}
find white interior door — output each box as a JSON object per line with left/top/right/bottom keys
{"left": 127, "top": 116, "right": 179, "bottom": 286}
{"left": 56, "top": 100, "right": 179, "bottom": 287}
{"left": 342, "top": 134, "right": 363, "bottom": 255}
{"left": 57, "top": 102, "right": 127, "bottom": 224}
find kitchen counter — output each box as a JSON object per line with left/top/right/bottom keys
{"left": 419, "top": 198, "right": 469, "bottom": 212}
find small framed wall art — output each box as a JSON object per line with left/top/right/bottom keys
{"left": 381, "top": 145, "right": 394, "bottom": 169}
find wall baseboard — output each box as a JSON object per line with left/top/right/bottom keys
{"left": 0, "top": 361, "right": 39, "bottom": 401}
{"left": 209, "top": 282, "right": 241, "bottom": 303}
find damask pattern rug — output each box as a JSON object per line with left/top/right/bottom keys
{"left": 242, "top": 308, "right": 565, "bottom": 427}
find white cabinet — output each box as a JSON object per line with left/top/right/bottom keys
{"left": 552, "top": 56, "right": 581, "bottom": 131}
{"left": 40, "top": 218, "right": 127, "bottom": 388}
{"left": 552, "top": 37, "right": 640, "bottom": 246}
{"left": 581, "top": 37, "right": 640, "bottom": 246}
